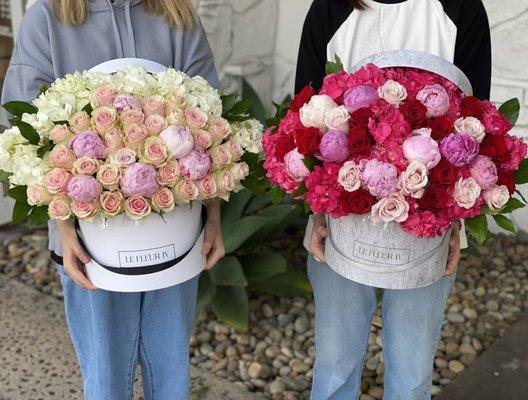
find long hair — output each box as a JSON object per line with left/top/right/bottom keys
{"left": 349, "top": 0, "right": 367, "bottom": 10}
{"left": 51, "top": 0, "right": 197, "bottom": 28}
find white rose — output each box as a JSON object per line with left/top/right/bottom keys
{"left": 300, "top": 95, "right": 338, "bottom": 129}
{"left": 399, "top": 162, "right": 429, "bottom": 198}
{"left": 371, "top": 193, "right": 410, "bottom": 224}
{"left": 454, "top": 117, "right": 486, "bottom": 143}
{"left": 454, "top": 177, "right": 482, "bottom": 209}
{"left": 338, "top": 161, "right": 361, "bottom": 192}
{"left": 324, "top": 105, "right": 350, "bottom": 132}
{"left": 377, "top": 80, "right": 408, "bottom": 106}
{"left": 482, "top": 185, "right": 510, "bottom": 210}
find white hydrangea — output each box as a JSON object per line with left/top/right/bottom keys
{"left": 21, "top": 112, "right": 55, "bottom": 138}
{"left": 155, "top": 69, "right": 187, "bottom": 96}
{"left": 33, "top": 91, "right": 79, "bottom": 122}
{"left": 0, "top": 127, "right": 25, "bottom": 173}
{"left": 50, "top": 72, "right": 91, "bottom": 99}
{"left": 112, "top": 66, "right": 158, "bottom": 97}
{"left": 230, "top": 119, "right": 264, "bottom": 154}
{"left": 9, "top": 144, "right": 48, "bottom": 186}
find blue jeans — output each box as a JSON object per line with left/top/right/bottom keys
{"left": 308, "top": 256, "right": 455, "bottom": 400}
{"left": 58, "top": 265, "right": 199, "bottom": 400}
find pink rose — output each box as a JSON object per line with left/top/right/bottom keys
{"left": 69, "top": 111, "right": 91, "bottom": 133}
{"left": 362, "top": 159, "right": 399, "bottom": 198}
{"left": 226, "top": 140, "right": 244, "bottom": 161}
{"left": 143, "top": 95, "right": 166, "bottom": 117}
{"left": 324, "top": 105, "right": 350, "bottom": 132}
{"left": 284, "top": 149, "right": 310, "bottom": 181}
{"left": 121, "top": 108, "right": 145, "bottom": 124}
{"left": 454, "top": 117, "right": 485, "bottom": 143}
{"left": 50, "top": 124, "right": 74, "bottom": 144}
{"left": 338, "top": 161, "right": 361, "bottom": 192}
{"left": 167, "top": 91, "right": 188, "bottom": 109}
{"left": 27, "top": 185, "right": 51, "bottom": 206}
{"left": 399, "top": 161, "right": 428, "bottom": 198}
{"left": 454, "top": 177, "right": 482, "bottom": 209}
{"left": 113, "top": 94, "right": 142, "bottom": 114}
{"left": 319, "top": 130, "right": 349, "bottom": 163}
{"left": 230, "top": 162, "right": 249, "bottom": 181}
{"left": 209, "top": 118, "right": 231, "bottom": 145}
{"left": 196, "top": 175, "right": 218, "bottom": 199}
{"left": 160, "top": 125, "right": 194, "bottom": 158}
{"left": 209, "top": 145, "right": 233, "bottom": 166}
{"left": 120, "top": 162, "right": 160, "bottom": 197}
{"left": 371, "top": 192, "right": 410, "bottom": 224}
{"left": 377, "top": 80, "right": 407, "bottom": 106}
{"left": 73, "top": 156, "right": 100, "bottom": 176}
{"left": 67, "top": 175, "right": 103, "bottom": 203}
{"left": 50, "top": 145, "right": 76, "bottom": 169}
{"left": 124, "top": 196, "right": 151, "bottom": 220}
{"left": 96, "top": 163, "right": 121, "bottom": 190}
{"left": 139, "top": 136, "right": 168, "bottom": 167}
{"left": 482, "top": 185, "right": 510, "bottom": 211}
{"left": 113, "top": 148, "right": 137, "bottom": 167}
{"left": 151, "top": 188, "right": 175, "bottom": 213}
{"left": 100, "top": 191, "right": 124, "bottom": 216}
{"left": 70, "top": 131, "right": 106, "bottom": 159}
{"left": 300, "top": 95, "right": 337, "bottom": 129}
{"left": 48, "top": 197, "right": 71, "bottom": 220}
{"left": 402, "top": 128, "right": 441, "bottom": 169}
{"left": 157, "top": 159, "right": 181, "bottom": 187}
{"left": 124, "top": 124, "right": 149, "bottom": 149}
{"left": 92, "top": 106, "right": 117, "bottom": 132}
{"left": 104, "top": 128, "right": 124, "bottom": 154}
{"left": 173, "top": 178, "right": 199, "bottom": 203}
{"left": 93, "top": 84, "right": 118, "bottom": 107}
{"left": 166, "top": 109, "right": 186, "bottom": 125}
{"left": 214, "top": 170, "right": 235, "bottom": 197}
{"left": 470, "top": 155, "right": 498, "bottom": 190}
{"left": 193, "top": 129, "right": 213, "bottom": 149}
{"left": 45, "top": 168, "right": 72, "bottom": 194}
{"left": 416, "top": 84, "right": 450, "bottom": 118}
{"left": 179, "top": 148, "right": 213, "bottom": 180}
{"left": 71, "top": 200, "right": 99, "bottom": 220}
{"left": 185, "top": 107, "right": 208, "bottom": 129}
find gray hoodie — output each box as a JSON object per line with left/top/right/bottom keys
{"left": 1, "top": 0, "right": 219, "bottom": 256}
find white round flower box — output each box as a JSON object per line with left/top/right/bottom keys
{"left": 0, "top": 191, "right": 15, "bottom": 226}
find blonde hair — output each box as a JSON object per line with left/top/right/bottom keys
{"left": 51, "top": 0, "right": 197, "bottom": 28}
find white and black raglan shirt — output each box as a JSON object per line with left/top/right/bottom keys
{"left": 295, "top": 0, "right": 492, "bottom": 99}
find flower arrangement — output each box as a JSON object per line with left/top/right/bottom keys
{"left": 0, "top": 66, "right": 263, "bottom": 225}
{"left": 263, "top": 62, "right": 528, "bottom": 240}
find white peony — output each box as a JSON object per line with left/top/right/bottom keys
{"left": 300, "top": 95, "right": 338, "bottom": 129}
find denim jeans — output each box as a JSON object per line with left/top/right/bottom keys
{"left": 307, "top": 256, "right": 455, "bottom": 400}
{"left": 57, "top": 265, "right": 199, "bottom": 400}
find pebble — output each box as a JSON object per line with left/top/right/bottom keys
{"left": 448, "top": 360, "right": 465, "bottom": 374}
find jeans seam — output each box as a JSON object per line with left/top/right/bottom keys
{"left": 355, "top": 304, "right": 377, "bottom": 400}
{"left": 140, "top": 336, "right": 156, "bottom": 400}
{"left": 127, "top": 325, "right": 140, "bottom": 400}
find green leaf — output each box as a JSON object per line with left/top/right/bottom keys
{"left": 241, "top": 252, "right": 287, "bottom": 282}
{"left": 211, "top": 286, "right": 249, "bottom": 331}
{"left": 225, "top": 115, "right": 250, "bottom": 123}
{"left": 500, "top": 197, "right": 525, "bottom": 214}
{"left": 6, "top": 185, "right": 28, "bottom": 204}
{"left": 28, "top": 206, "right": 49, "bottom": 228}
{"left": 244, "top": 195, "right": 272, "bottom": 214}
{"left": 325, "top": 54, "right": 344, "bottom": 75}
{"left": 265, "top": 117, "right": 281, "bottom": 128}
{"left": 251, "top": 270, "right": 312, "bottom": 297}
{"left": 241, "top": 175, "right": 267, "bottom": 197}
{"left": 462, "top": 245, "right": 481, "bottom": 258}
{"left": 516, "top": 189, "right": 527, "bottom": 204}
{"left": 197, "top": 272, "right": 217, "bottom": 309}
{"left": 221, "top": 189, "right": 253, "bottom": 231}
{"left": 209, "top": 256, "right": 248, "bottom": 287}
{"left": 242, "top": 79, "right": 267, "bottom": 123}
{"left": 223, "top": 216, "right": 270, "bottom": 253}
{"left": 12, "top": 201, "right": 31, "bottom": 225}
{"left": 292, "top": 182, "right": 307, "bottom": 198}
{"left": 38, "top": 84, "right": 49, "bottom": 96}
{"left": 466, "top": 214, "right": 489, "bottom": 244}
{"left": 3, "top": 101, "right": 38, "bottom": 117}
{"left": 303, "top": 155, "right": 322, "bottom": 171}
{"left": 82, "top": 103, "right": 93, "bottom": 115}
{"left": 221, "top": 94, "right": 239, "bottom": 116}
{"left": 52, "top": 120, "right": 69, "bottom": 126}
{"left": 498, "top": 98, "right": 520, "bottom": 126}
{"left": 515, "top": 159, "right": 528, "bottom": 185}
{"left": 0, "top": 170, "right": 12, "bottom": 183}
{"left": 493, "top": 214, "right": 516, "bottom": 234}
{"left": 270, "top": 187, "right": 285, "bottom": 205}
{"left": 229, "top": 99, "right": 251, "bottom": 116}
{"left": 37, "top": 143, "right": 55, "bottom": 159}
{"left": 11, "top": 119, "right": 40, "bottom": 145}
{"left": 250, "top": 204, "right": 302, "bottom": 243}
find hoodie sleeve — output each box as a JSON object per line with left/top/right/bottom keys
{"left": 178, "top": 21, "right": 220, "bottom": 89}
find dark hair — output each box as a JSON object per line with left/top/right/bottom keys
{"left": 349, "top": 0, "right": 367, "bottom": 9}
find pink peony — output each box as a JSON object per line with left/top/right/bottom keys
{"left": 319, "top": 130, "right": 349, "bottom": 163}
{"left": 416, "top": 84, "right": 450, "bottom": 118}
{"left": 120, "top": 162, "right": 159, "bottom": 197}
{"left": 159, "top": 125, "right": 194, "bottom": 158}
{"left": 470, "top": 156, "right": 498, "bottom": 190}
{"left": 361, "top": 159, "right": 399, "bottom": 198}
{"left": 179, "top": 148, "right": 213, "bottom": 180}
{"left": 402, "top": 128, "right": 441, "bottom": 169}
{"left": 440, "top": 133, "right": 479, "bottom": 167}
{"left": 343, "top": 85, "right": 379, "bottom": 113}
{"left": 113, "top": 93, "right": 142, "bottom": 114}
{"left": 284, "top": 149, "right": 310, "bottom": 181}
{"left": 70, "top": 131, "right": 106, "bottom": 159}
{"left": 67, "top": 175, "right": 103, "bottom": 203}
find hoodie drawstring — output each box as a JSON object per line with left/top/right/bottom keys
{"left": 124, "top": 1, "right": 137, "bottom": 58}
{"left": 104, "top": 0, "right": 137, "bottom": 59}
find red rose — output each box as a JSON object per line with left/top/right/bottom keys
{"left": 497, "top": 170, "right": 516, "bottom": 194}
{"left": 428, "top": 116, "right": 454, "bottom": 141}
{"left": 479, "top": 134, "right": 510, "bottom": 164}
{"left": 417, "top": 183, "right": 450, "bottom": 211}
{"left": 460, "top": 96, "right": 484, "bottom": 119}
{"left": 350, "top": 108, "right": 374, "bottom": 128}
{"left": 339, "top": 188, "right": 375, "bottom": 215}
{"left": 290, "top": 85, "right": 316, "bottom": 112}
{"left": 275, "top": 134, "right": 296, "bottom": 162}
{"left": 294, "top": 127, "right": 321, "bottom": 156}
{"left": 348, "top": 125, "right": 374, "bottom": 157}
{"left": 400, "top": 99, "right": 427, "bottom": 128}
{"left": 429, "top": 159, "right": 460, "bottom": 186}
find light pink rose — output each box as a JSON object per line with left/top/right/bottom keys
{"left": 324, "top": 105, "right": 350, "bottom": 132}
{"left": 402, "top": 128, "right": 441, "bottom": 169}
{"left": 399, "top": 161, "right": 429, "bottom": 198}
{"left": 197, "top": 175, "right": 218, "bottom": 199}
{"left": 73, "top": 156, "right": 100, "bottom": 175}
{"left": 113, "top": 93, "right": 142, "bottom": 114}
{"left": 157, "top": 159, "right": 181, "bottom": 187}
{"left": 103, "top": 128, "right": 124, "bottom": 155}
{"left": 113, "top": 148, "right": 137, "bottom": 167}
{"left": 377, "top": 80, "right": 408, "bottom": 106}
{"left": 145, "top": 114, "right": 168, "bottom": 135}
{"left": 454, "top": 117, "right": 486, "bottom": 143}
{"left": 67, "top": 175, "right": 103, "bottom": 203}
{"left": 93, "top": 84, "right": 118, "bottom": 107}
{"left": 121, "top": 108, "right": 145, "bottom": 124}
{"left": 124, "top": 196, "right": 151, "bottom": 220}
{"left": 416, "top": 84, "right": 450, "bottom": 118}
{"left": 284, "top": 149, "right": 310, "bottom": 181}
{"left": 159, "top": 125, "right": 194, "bottom": 159}
{"left": 69, "top": 111, "right": 91, "bottom": 133}
{"left": 71, "top": 200, "right": 99, "bottom": 220}
{"left": 124, "top": 123, "right": 149, "bottom": 149}
{"left": 139, "top": 136, "right": 169, "bottom": 167}
{"left": 143, "top": 95, "right": 166, "bottom": 117}
{"left": 483, "top": 185, "right": 510, "bottom": 211}
{"left": 338, "top": 161, "right": 361, "bottom": 192}
{"left": 209, "top": 118, "right": 231, "bottom": 145}
{"left": 100, "top": 191, "right": 124, "bottom": 216}
{"left": 27, "top": 185, "right": 51, "bottom": 206}
{"left": 92, "top": 106, "right": 117, "bottom": 132}
{"left": 230, "top": 162, "right": 249, "bottom": 181}
{"left": 151, "top": 188, "right": 175, "bottom": 213}
{"left": 226, "top": 140, "right": 244, "bottom": 161}
{"left": 209, "top": 145, "right": 233, "bottom": 167}
{"left": 454, "top": 177, "right": 482, "bottom": 209}
{"left": 50, "top": 124, "right": 74, "bottom": 144}
{"left": 45, "top": 168, "right": 72, "bottom": 194}
{"left": 167, "top": 91, "right": 188, "bottom": 109}
{"left": 173, "top": 178, "right": 199, "bottom": 203}
{"left": 300, "top": 95, "right": 338, "bottom": 129}
{"left": 50, "top": 145, "right": 76, "bottom": 169}
{"left": 371, "top": 193, "right": 410, "bottom": 224}
{"left": 48, "top": 197, "right": 71, "bottom": 220}
{"left": 185, "top": 107, "right": 208, "bottom": 129}
{"left": 214, "top": 170, "right": 235, "bottom": 197}
{"left": 193, "top": 129, "right": 213, "bottom": 149}
{"left": 166, "top": 109, "right": 186, "bottom": 125}
{"left": 97, "top": 163, "right": 121, "bottom": 190}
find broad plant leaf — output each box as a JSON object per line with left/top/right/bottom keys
{"left": 208, "top": 256, "right": 248, "bottom": 287}
{"left": 28, "top": 206, "right": 49, "bottom": 228}
{"left": 241, "top": 252, "right": 287, "bottom": 282}
{"left": 493, "top": 214, "right": 516, "bottom": 234}
{"left": 251, "top": 270, "right": 312, "bottom": 297}
{"left": 325, "top": 54, "right": 344, "bottom": 75}
{"left": 466, "top": 214, "right": 488, "bottom": 244}
{"left": 498, "top": 98, "right": 520, "bottom": 126}
{"left": 515, "top": 159, "right": 528, "bottom": 185}
{"left": 3, "top": 101, "right": 37, "bottom": 117}
{"left": 211, "top": 286, "right": 249, "bottom": 331}
{"left": 6, "top": 185, "right": 28, "bottom": 204}
{"left": 221, "top": 189, "right": 253, "bottom": 231}
{"left": 500, "top": 197, "right": 525, "bottom": 214}
{"left": 12, "top": 201, "right": 31, "bottom": 225}
{"left": 10, "top": 119, "right": 39, "bottom": 145}
{"left": 197, "top": 272, "right": 217, "bottom": 309}
{"left": 223, "top": 216, "right": 270, "bottom": 253}
{"left": 242, "top": 79, "right": 267, "bottom": 123}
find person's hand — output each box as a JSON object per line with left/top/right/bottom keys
{"left": 444, "top": 222, "right": 461, "bottom": 277}
{"left": 202, "top": 201, "right": 225, "bottom": 270}
{"left": 57, "top": 220, "right": 98, "bottom": 290}
{"left": 309, "top": 214, "right": 327, "bottom": 263}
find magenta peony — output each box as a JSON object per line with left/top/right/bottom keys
{"left": 343, "top": 85, "right": 379, "bottom": 113}
{"left": 67, "top": 176, "right": 103, "bottom": 203}
{"left": 470, "top": 156, "right": 498, "bottom": 190}
{"left": 284, "top": 149, "right": 310, "bottom": 181}
{"left": 361, "top": 159, "right": 399, "bottom": 198}
{"left": 440, "top": 133, "right": 479, "bottom": 167}
{"left": 319, "top": 130, "right": 349, "bottom": 163}
{"left": 120, "top": 162, "right": 160, "bottom": 197}
{"left": 416, "top": 84, "right": 450, "bottom": 118}
{"left": 70, "top": 131, "right": 106, "bottom": 159}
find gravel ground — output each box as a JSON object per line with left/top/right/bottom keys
{"left": 1, "top": 230, "right": 528, "bottom": 400}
